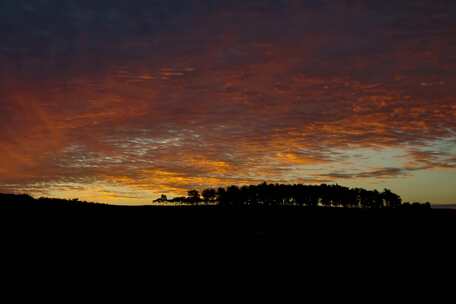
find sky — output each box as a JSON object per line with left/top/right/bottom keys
{"left": 1, "top": 0, "right": 456, "bottom": 205}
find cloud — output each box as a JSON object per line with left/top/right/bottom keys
{"left": 1, "top": 0, "right": 456, "bottom": 203}
{"left": 325, "top": 168, "right": 409, "bottom": 180}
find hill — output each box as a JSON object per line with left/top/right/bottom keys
{"left": 1, "top": 192, "right": 455, "bottom": 266}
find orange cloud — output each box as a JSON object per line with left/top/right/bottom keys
{"left": 1, "top": 0, "right": 456, "bottom": 203}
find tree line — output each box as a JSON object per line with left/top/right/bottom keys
{"left": 155, "top": 183, "right": 431, "bottom": 209}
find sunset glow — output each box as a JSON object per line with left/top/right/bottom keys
{"left": 1, "top": 1, "right": 456, "bottom": 204}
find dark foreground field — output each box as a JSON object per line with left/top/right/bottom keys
{"left": 1, "top": 202, "right": 455, "bottom": 251}
{"left": 1, "top": 201, "right": 455, "bottom": 286}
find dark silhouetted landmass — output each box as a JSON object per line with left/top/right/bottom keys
{"left": 1, "top": 186, "right": 454, "bottom": 267}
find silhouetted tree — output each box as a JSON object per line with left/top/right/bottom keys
{"left": 202, "top": 188, "right": 216, "bottom": 205}
{"left": 226, "top": 185, "right": 242, "bottom": 207}
{"left": 187, "top": 190, "right": 202, "bottom": 205}
{"left": 320, "top": 184, "right": 332, "bottom": 208}
{"left": 154, "top": 194, "right": 168, "bottom": 203}
{"left": 371, "top": 190, "right": 384, "bottom": 208}
{"left": 382, "top": 189, "right": 402, "bottom": 208}
{"left": 170, "top": 196, "right": 188, "bottom": 204}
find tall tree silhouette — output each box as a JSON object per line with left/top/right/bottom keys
{"left": 187, "top": 190, "right": 202, "bottom": 205}
{"left": 382, "top": 189, "right": 402, "bottom": 208}
{"left": 161, "top": 183, "right": 411, "bottom": 209}
{"left": 202, "top": 188, "right": 216, "bottom": 205}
